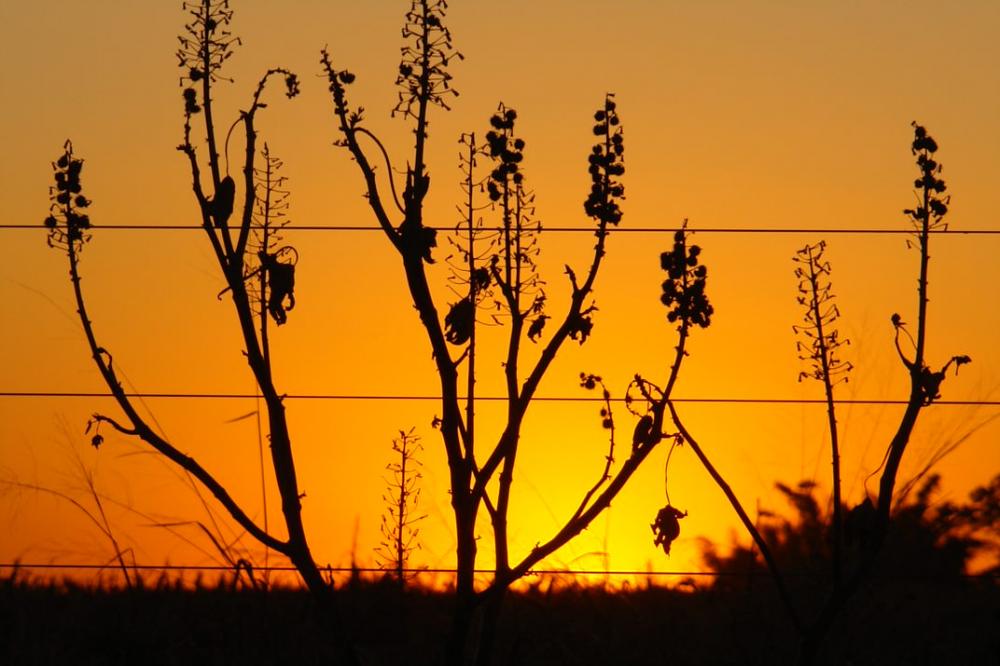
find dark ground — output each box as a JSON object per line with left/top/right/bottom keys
{"left": 1, "top": 571, "right": 997, "bottom": 665}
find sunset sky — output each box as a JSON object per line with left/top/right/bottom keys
{"left": 1, "top": 0, "right": 998, "bottom": 585}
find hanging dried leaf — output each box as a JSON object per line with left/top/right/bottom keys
{"left": 651, "top": 504, "right": 687, "bottom": 555}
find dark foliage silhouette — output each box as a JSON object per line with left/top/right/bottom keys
{"left": 4, "top": 550, "right": 995, "bottom": 666}
{"left": 698, "top": 474, "right": 999, "bottom": 664}
{"left": 703, "top": 474, "right": 997, "bottom": 593}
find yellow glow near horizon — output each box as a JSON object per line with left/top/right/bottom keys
{"left": 1, "top": 1, "right": 998, "bottom": 587}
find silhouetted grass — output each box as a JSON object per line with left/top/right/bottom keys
{"left": 2, "top": 571, "right": 995, "bottom": 665}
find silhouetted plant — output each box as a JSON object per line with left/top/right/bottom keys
{"left": 624, "top": 224, "right": 716, "bottom": 560}
{"left": 655, "top": 124, "right": 973, "bottom": 664}
{"left": 323, "top": 4, "right": 681, "bottom": 662}
{"left": 375, "top": 429, "right": 427, "bottom": 588}
{"left": 795, "top": 124, "right": 972, "bottom": 663}
{"left": 792, "top": 241, "right": 852, "bottom": 584}
{"left": 240, "top": 141, "right": 292, "bottom": 582}
{"left": 41, "top": 0, "right": 345, "bottom": 610}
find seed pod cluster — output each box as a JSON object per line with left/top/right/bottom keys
{"left": 485, "top": 105, "right": 525, "bottom": 201}
{"left": 659, "top": 228, "right": 712, "bottom": 330}
{"left": 583, "top": 94, "right": 625, "bottom": 226}
{"left": 903, "top": 123, "right": 949, "bottom": 227}
{"left": 44, "top": 141, "right": 92, "bottom": 251}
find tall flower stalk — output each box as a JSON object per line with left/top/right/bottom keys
{"left": 376, "top": 429, "right": 427, "bottom": 588}
{"left": 445, "top": 132, "right": 496, "bottom": 497}
{"left": 793, "top": 241, "right": 851, "bottom": 585}
{"left": 42, "top": 1, "right": 346, "bottom": 608}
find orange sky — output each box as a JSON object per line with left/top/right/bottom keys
{"left": 1, "top": 0, "right": 998, "bottom": 585}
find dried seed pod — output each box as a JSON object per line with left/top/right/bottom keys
{"left": 651, "top": 504, "right": 687, "bottom": 555}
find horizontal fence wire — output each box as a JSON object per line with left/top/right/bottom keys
{"left": 8, "top": 224, "right": 1000, "bottom": 234}
{"left": 0, "top": 562, "right": 995, "bottom": 580}
{"left": 8, "top": 223, "right": 997, "bottom": 584}
{"left": 2, "top": 392, "right": 998, "bottom": 406}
